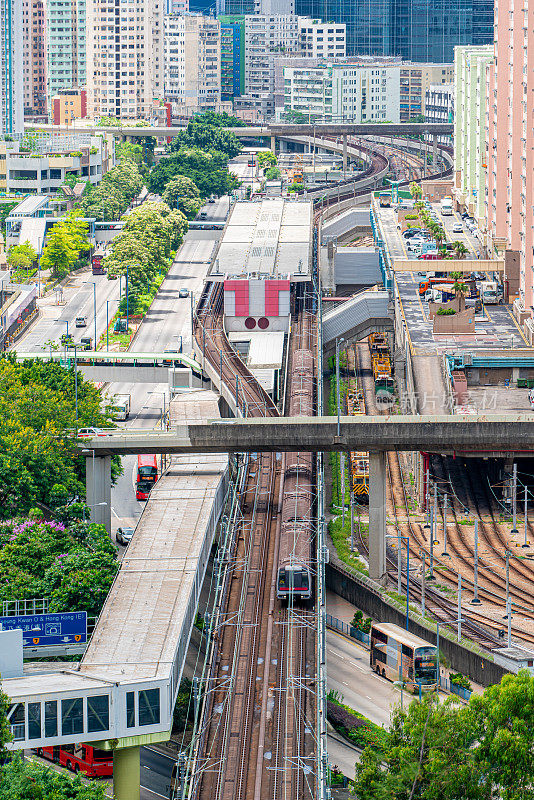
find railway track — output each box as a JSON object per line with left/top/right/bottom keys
{"left": 192, "top": 283, "right": 317, "bottom": 800}
{"left": 348, "top": 343, "right": 532, "bottom": 650}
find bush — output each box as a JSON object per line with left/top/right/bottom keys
{"left": 437, "top": 307, "right": 456, "bottom": 315}
{"left": 405, "top": 214, "right": 418, "bottom": 220}
{"left": 351, "top": 610, "right": 372, "bottom": 633}
{"left": 327, "top": 696, "right": 388, "bottom": 751}
{"left": 450, "top": 672, "right": 472, "bottom": 691}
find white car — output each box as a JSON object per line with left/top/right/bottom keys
{"left": 452, "top": 223, "right": 464, "bottom": 234}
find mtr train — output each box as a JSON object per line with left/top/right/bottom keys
{"left": 277, "top": 348, "right": 315, "bottom": 603}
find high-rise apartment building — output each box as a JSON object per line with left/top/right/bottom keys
{"left": 485, "top": 0, "right": 534, "bottom": 324}
{"left": 87, "top": 0, "right": 163, "bottom": 119}
{"left": 297, "top": 18, "right": 345, "bottom": 59}
{"left": 283, "top": 62, "right": 400, "bottom": 123}
{"left": 22, "top": 0, "right": 46, "bottom": 118}
{"left": 399, "top": 63, "right": 453, "bottom": 121}
{"left": 453, "top": 46, "right": 493, "bottom": 225}
{"left": 294, "top": 0, "right": 493, "bottom": 60}
{"left": 164, "top": 13, "right": 221, "bottom": 110}
{"left": 45, "top": 0, "right": 86, "bottom": 106}
{"left": 221, "top": 20, "right": 244, "bottom": 99}
{"left": 244, "top": 14, "right": 299, "bottom": 97}
{"left": 0, "top": 0, "right": 24, "bottom": 132}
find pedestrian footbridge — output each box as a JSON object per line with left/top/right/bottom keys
{"left": 322, "top": 289, "right": 393, "bottom": 354}
{"left": 3, "top": 391, "right": 228, "bottom": 798}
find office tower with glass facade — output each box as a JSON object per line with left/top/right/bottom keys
{"left": 294, "top": 0, "right": 493, "bottom": 59}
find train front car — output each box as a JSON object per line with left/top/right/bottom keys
{"left": 277, "top": 347, "right": 315, "bottom": 604}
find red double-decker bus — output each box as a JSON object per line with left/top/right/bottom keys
{"left": 35, "top": 744, "right": 113, "bottom": 777}
{"left": 136, "top": 454, "right": 158, "bottom": 500}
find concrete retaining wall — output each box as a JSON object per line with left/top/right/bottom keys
{"left": 326, "top": 562, "right": 509, "bottom": 687}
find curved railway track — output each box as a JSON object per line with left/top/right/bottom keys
{"left": 349, "top": 343, "right": 534, "bottom": 650}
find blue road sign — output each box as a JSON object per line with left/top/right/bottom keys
{"left": 0, "top": 612, "right": 87, "bottom": 647}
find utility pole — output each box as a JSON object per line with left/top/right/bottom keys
{"left": 421, "top": 551, "right": 426, "bottom": 617}
{"left": 512, "top": 463, "right": 518, "bottom": 533}
{"left": 457, "top": 574, "right": 462, "bottom": 641}
{"left": 472, "top": 519, "right": 481, "bottom": 604}
{"left": 350, "top": 491, "right": 354, "bottom": 552}
{"left": 523, "top": 483, "right": 529, "bottom": 547}
{"left": 442, "top": 492, "right": 449, "bottom": 556}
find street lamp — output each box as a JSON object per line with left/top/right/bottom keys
{"left": 106, "top": 300, "right": 110, "bottom": 351}
{"left": 73, "top": 344, "right": 78, "bottom": 421}
{"left": 93, "top": 283, "right": 97, "bottom": 350}
{"left": 335, "top": 336, "right": 344, "bottom": 437}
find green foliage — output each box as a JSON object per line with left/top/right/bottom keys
{"left": 96, "top": 116, "right": 122, "bottom": 127}
{"left": 0, "top": 355, "right": 119, "bottom": 514}
{"left": 0, "top": 753, "right": 108, "bottom": 798}
{"left": 0, "top": 682, "right": 11, "bottom": 760}
{"left": 0, "top": 517, "right": 118, "bottom": 617}
{"left": 162, "top": 175, "right": 202, "bottom": 219}
{"left": 404, "top": 214, "right": 418, "bottom": 220}
{"left": 353, "top": 671, "right": 534, "bottom": 800}
{"left": 104, "top": 202, "right": 186, "bottom": 314}
{"left": 409, "top": 181, "right": 422, "bottom": 199}
{"left": 79, "top": 155, "right": 144, "bottom": 221}
{"left": 287, "top": 181, "right": 304, "bottom": 193}
{"left": 265, "top": 166, "right": 281, "bottom": 180}
{"left": 0, "top": 201, "right": 18, "bottom": 234}
{"left": 436, "top": 307, "right": 456, "bottom": 316}
{"left": 450, "top": 672, "right": 472, "bottom": 691}
{"left": 189, "top": 111, "right": 246, "bottom": 128}
{"left": 172, "top": 678, "right": 194, "bottom": 734}
{"left": 39, "top": 213, "right": 90, "bottom": 279}
{"left": 327, "top": 694, "right": 388, "bottom": 751}
{"left": 351, "top": 610, "right": 372, "bottom": 633}
{"left": 149, "top": 147, "right": 239, "bottom": 198}
{"left": 257, "top": 151, "right": 277, "bottom": 169}
{"left": 168, "top": 119, "right": 242, "bottom": 160}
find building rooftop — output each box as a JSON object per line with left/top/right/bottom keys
{"left": 211, "top": 198, "right": 312, "bottom": 281}
{"left": 7, "top": 195, "right": 50, "bottom": 218}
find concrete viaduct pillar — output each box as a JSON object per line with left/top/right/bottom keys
{"left": 114, "top": 746, "right": 140, "bottom": 800}
{"left": 85, "top": 454, "right": 112, "bottom": 533}
{"left": 270, "top": 134, "right": 276, "bottom": 153}
{"left": 342, "top": 134, "right": 348, "bottom": 176}
{"left": 369, "top": 451, "right": 386, "bottom": 583}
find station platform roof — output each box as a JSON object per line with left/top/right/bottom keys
{"left": 210, "top": 198, "right": 312, "bottom": 282}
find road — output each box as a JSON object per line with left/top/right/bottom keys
{"left": 14, "top": 269, "right": 120, "bottom": 354}
{"left": 327, "top": 629, "right": 398, "bottom": 728}
{"left": 140, "top": 747, "right": 176, "bottom": 800}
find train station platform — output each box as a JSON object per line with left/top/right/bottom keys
{"left": 3, "top": 391, "right": 228, "bottom": 790}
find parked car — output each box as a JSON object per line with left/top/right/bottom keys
{"left": 116, "top": 527, "right": 134, "bottom": 546}
{"left": 403, "top": 229, "right": 422, "bottom": 238}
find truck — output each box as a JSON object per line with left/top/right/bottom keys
{"left": 440, "top": 196, "right": 453, "bottom": 216}
{"left": 113, "top": 394, "right": 131, "bottom": 421}
{"left": 480, "top": 280, "right": 503, "bottom": 304}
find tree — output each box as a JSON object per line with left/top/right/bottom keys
{"left": 469, "top": 670, "right": 534, "bottom": 800}
{"left": 410, "top": 181, "right": 422, "bottom": 200}
{"left": 265, "top": 166, "right": 282, "bottom": 181}
{"left": 0, "top": 753, "right": 108, "bottom": 798}
{"left": 162, "top": 175, "right": 202, "bottom": 219}
{"left": 0, "top": 356, "right": 120, "bottom": 514}
{"left": 452, "top": 241, "right": 468, "bottom": 259}
{"left": 149, "top": 147, "right": 239, "bottom": 198}
{"left": 189, "top": 110, "right": 246, "bottom": 127}
{"left": 257, "top": 151, "right": 277, "bottom": 170}
{"left": 103, "top": 202, "right": 187, "bottom": 311}
{"left": 169, "top": 123, "right": 242, "bottom": 159}
{"left": 0, "top": 682, "right": 11, "bottom": 761}
{"left": 353, "top": 695, "right": 482, "bottom": 800}
{"left": 39, "top": 227, "right": 75, "bottom": 278}
{"left": 79, "top": 156, "right": 144, "bottom": 221}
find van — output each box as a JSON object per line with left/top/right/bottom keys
{"left": 80, "top": 336, "right": 93, "bottom": 350}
